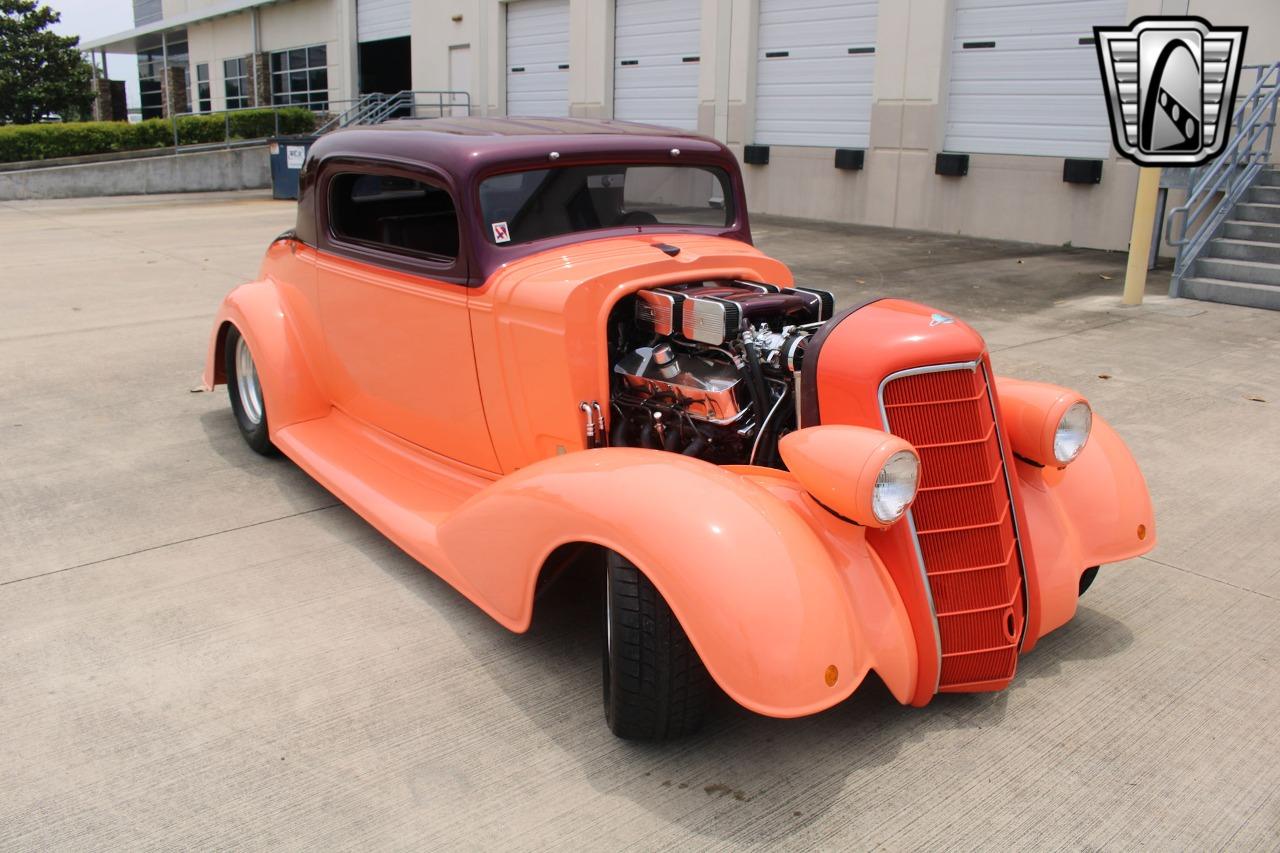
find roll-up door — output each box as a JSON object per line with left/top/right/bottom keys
{"left": 754, "top": 0, "right": 879, "bottom": 147}
{"left": 357, "top": 0, "right": 411, "bottom": 43}
{"left": 506, "top": 0, "right": 570, "bottom": 117}
{"left": 944, "top": 0, "right": 1128, "bottom": 157}
{"left": 613, "top": 0, "right": 701, "bottom": 130}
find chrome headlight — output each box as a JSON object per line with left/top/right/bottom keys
{"left": 873, "top": 450, "right": 921, "bottom": 524}
{"left": 1053, "top": 401, "right": 1092, "bottom": 464}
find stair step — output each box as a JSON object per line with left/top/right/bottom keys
{"left": 1222, "top": 219, "right": 1280, "bottom": 242}
{"left": 1195, "top": 256, "right": 1280, "bottom": 286}
{"left": 1234, "top": 202, "right": 1280, "bottom": 224}
{"left": 1256, "top": 169, "right": 1280, "bottom": 188}
{"left": 1181, "top": 276, "right": 1280, "bottom": 310}
{"left": 1247, "top": 185, "right": 1280, "bottom": 204}
{"left": 1204, "top": 237, "right": 1280, "bottom": 263}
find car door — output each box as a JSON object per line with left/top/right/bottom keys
{"left": 315, "top": 165, "right": 500, "bottom": 473}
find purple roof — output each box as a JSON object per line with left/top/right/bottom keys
{"left": 295, "top": 117, "right": 752, "bottom": 282}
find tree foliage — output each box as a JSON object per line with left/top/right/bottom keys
{"left": 0, "top": 1, "right": 94, "bottom": 124}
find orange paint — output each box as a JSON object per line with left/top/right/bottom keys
{"left": 778, "top": 425, "right": 918, "bottom": 527}
{"left": 203, "top": 165, "right": 1154, "bottom": 719}
{"left": 996, "top": 378, "right": 1089, "bottom": 468}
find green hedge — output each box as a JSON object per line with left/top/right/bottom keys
{"left": 0, "top": 108, "right": 318, "bottom": 163}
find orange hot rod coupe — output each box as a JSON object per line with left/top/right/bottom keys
{"left": 203, "top": 117, "right": 1155, "bottom": 739}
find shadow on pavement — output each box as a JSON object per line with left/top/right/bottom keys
{"left": 355, "top": 535, "right": 1136, "bottom": 846}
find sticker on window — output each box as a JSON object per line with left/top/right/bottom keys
{"left": 492, "top": 221, "right": 511, "bottom": 243}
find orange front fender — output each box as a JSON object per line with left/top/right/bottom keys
{"left": 201, "top": 277, "right": 328, "bottom": 433}
{"left": 1015, "top": 413, "right": 1156, "bottom": 647}
{"left": 437, "top": 448, "right": 918, "bottom": 718}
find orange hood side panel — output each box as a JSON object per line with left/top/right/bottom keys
{"left": 467, "top": 234, "right": 793, "bottom": 473}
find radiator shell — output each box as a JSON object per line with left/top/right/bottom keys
{"left": 801, "top": 297, "right": 1038, "bottom": 703}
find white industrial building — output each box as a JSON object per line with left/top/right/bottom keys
{"left": 83, "top": 0, "right": 1280, "bottom": 251}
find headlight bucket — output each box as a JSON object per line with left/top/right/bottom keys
{"left": 778, "top": 425, "right": 920, "bottom": 527}
{"left": 995, "top": 378, "right": 1092, "bottom": 468}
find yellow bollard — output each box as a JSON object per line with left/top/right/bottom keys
{"left": 1122, "top": 167, "right": 1161, "bottom": 306}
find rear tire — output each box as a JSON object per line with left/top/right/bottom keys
{"left": 224, "top": 325, "right": 276, "bottom": 456}
{"left": 602, "top": 552, "right": 711, "bottom": 740}
{"left": 1079, "top": 565, "right": 1100, "bottom": 597}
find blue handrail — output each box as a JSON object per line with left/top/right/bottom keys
{"left": 1165, "top": 62, "right": 1280, "bottom": 296}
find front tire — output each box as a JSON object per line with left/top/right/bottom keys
{"left": 602, "top": 552, "right": 711, "bottom": 740}
{"left": 224, "top": 325, "right": 276, "bottom": 456}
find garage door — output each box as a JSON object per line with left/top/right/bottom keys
{"left": 506, "top": 0, "right": 570, "bottom": 117}
{"left": 944, "top": 0, "right": 1127, "bottom": 157}
{"left": 357, "top": 0, "right": 411, "bottom": 43}
{"left": 754, "top": 0, "right": 879, "bottom": 148}
{"left": 613, "top": 0, "right": 700, "bottom": 130}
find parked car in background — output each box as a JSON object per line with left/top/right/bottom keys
{"left": 203, "top": 117, "right": 1155, "bottom": 739}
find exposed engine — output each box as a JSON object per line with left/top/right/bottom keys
{"left": 606, "top": 280, "right": 834, "bottom": 466}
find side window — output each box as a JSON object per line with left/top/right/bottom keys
{"left": 328, "top": 172, "right": 459, "bottom": 261}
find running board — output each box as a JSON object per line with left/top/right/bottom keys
{"left": 272, "top": 409, "right": 495, "bottom": 591}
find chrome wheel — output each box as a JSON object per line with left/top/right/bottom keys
{"left": 234, "top": 335, "right": 264, "bottom": 425}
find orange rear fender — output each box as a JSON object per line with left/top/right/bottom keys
{"left": 437, "top": 447, "right": 918, "bottom": 718}
{"left": 201, "top": 278, "right": 329, "bottom": 433}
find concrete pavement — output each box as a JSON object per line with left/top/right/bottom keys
{"left": 1, "top": 191, "right": 1278, "bottom": 850}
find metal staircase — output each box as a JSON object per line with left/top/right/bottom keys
{"left": 1167, "top": 63, "right": 1280, "bottom": 310}
{"left": 316, "top": 90, "right": 471, "bottom": 135}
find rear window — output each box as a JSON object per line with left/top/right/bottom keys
{"left": 329, "top": 173, "right": 459, "bottom": 260}
{"left": 478, "top": 164, "right": 733, "bottom": 245}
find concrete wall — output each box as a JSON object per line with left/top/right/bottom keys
{"left": 412, "top": 0, "right": 1274, "bottom": 252}
{"left": 121, "top": 0, "right": 1280, "bottom": 250}
{"left": 719, "top": 0, "right": 1143, "bottom": 251}
{"left": 0, "top": 148, "right": 270, "bottom": 202}
{"left": 1185, "top": 0, "right": 1280, "bottom": 68}
{"left": 409, "top": 2, "right": 488, "bottom": 112}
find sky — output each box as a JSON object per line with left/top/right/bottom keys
{"left": 47, "top": 0, "right": 141, "bottom": 110}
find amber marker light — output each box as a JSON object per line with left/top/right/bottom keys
{"left": 1138, "top": 524, "right": 1147, "bottom": 540}
{"left": 824, "top": 665, "right": 839, "bottom": 687}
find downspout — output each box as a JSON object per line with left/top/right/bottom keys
{"left": 713, "top": 0, "right": 730, "bottom": 141}
{"left": 251, "top": 8, "right": 261, "bottom": 106}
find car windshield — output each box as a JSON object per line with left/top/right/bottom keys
{"left": 478, "top": 164, "right": 733, "bottom": 245}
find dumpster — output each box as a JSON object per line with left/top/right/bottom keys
{"left": 268, "top": 136, "right": 317, "bottom": 200}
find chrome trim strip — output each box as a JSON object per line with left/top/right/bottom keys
{"left": 876, "top": 361, "right": 980, "bottom": 695}
{"left": 978, "top": 361, "right": 1032, "bottom": 651}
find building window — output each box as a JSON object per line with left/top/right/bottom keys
{"left": 329, "top": 173, "right": 459, "bottom": 261}
{"left": 196, "top": 64, "right": 211, "bottom": 112}
{"left": 224, "top": 56, "right": 251, "bottom": 110}
{"left": 271, "top": 45, "right": 328, "bottom": 110}
{"left": 136, "top": 31, "right": 188, "bottom": 119}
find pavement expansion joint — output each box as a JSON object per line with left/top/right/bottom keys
{"left": 0, "top": 503, "right": 342, "bottom": 589}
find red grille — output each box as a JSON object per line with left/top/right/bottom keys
{"left": 882, "top": 365, "right": 1025, "bottom": 691}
